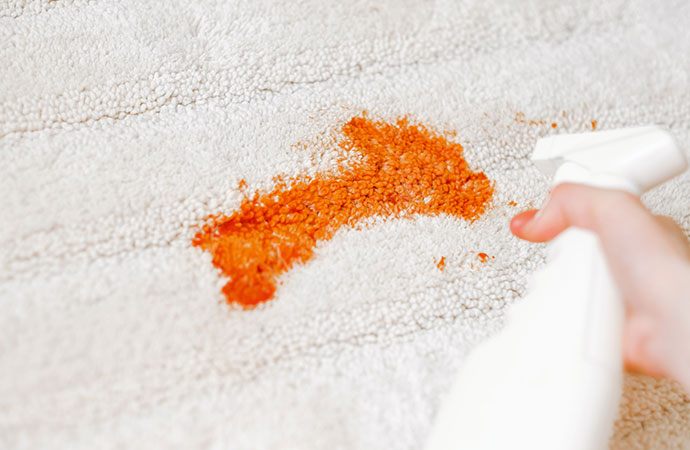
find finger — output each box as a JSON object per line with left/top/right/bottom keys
{"left": 622, "top": 312, "right": 669, "bottom": 379}
{"left": 510, "top": 184, "right": 680, "bottom": 263}
{"left": 509, "top": 184, "right": 688, "bottom": 313}
{"left": 510, "top": 183, "right": 641, "bottom": 243}
{"left": 509, "top": 210, "right": 538, "bottom": 235}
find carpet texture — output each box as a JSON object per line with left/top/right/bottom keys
{"left": 2, "top": 0, "right": 690, "bottom": 448}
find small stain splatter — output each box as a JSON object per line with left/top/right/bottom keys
{"left": 508, "top": 201, "right": 517, "bottom": 207}
{"left": 514, "top": 112, "right": 546, "bottom": 126}
{"left": 591, "top": 120, "right": 597, "bottom": 130}
{"left": 478, "top": 252, "right": 490, "bottom": 263}
{"left": 551, "top": 123, "right": 557, "bottom": 128}
{"left": 437, "top": 256, "right": 446, "bottom": 271}
{"left": 193, "top": 114, "right": 494, "bottom": 308}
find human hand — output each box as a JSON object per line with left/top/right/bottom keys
{"left": 510, "top": 183, "right": 690, "bottom": 391}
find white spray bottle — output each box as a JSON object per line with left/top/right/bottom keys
{"left": 425, "top": 126, "right": 688, "bottom": 450}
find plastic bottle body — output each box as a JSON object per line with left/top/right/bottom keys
{"left": 425, "top": 228, "right": 623, "bottom": 450}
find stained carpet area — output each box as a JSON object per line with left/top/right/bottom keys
{"left": 2, "top": 1, "right": 690, "bottom": 448}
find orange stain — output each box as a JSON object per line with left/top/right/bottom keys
{"left": 591, "top": 120, "right": 597, "bottom": 130}
{"left": 193, "top": 115, "right": 494, "bottom": 308}
{"left": 437, "top": 256, "right": 446, "bottom": 271}
{"left": 514, "top": 112, "right": 547, "bottom": 126}
{"left": 478, "top": 252, "right": 490, "bottom": 263}
{"left": 551, "top": 123, "right": 557, "bottom": 128}
{"left": 508, "top": 201, "right": 517, "bottom": 207}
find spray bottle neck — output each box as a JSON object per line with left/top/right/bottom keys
{"left": 553, "top": 161, "right": 641, "bottom": 195}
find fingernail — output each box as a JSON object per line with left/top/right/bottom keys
{"left": 533, "top": 208, "right": 544, "bottom": 221}
{"left": 521, "top": 209, "right": 543, "bottom": 234}
{"left": 511, "top": 210, "right": 539, "bottom": 234}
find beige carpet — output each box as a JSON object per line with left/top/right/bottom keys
{"left": 2, "top": 0, "right": 690, "bottom": 448}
